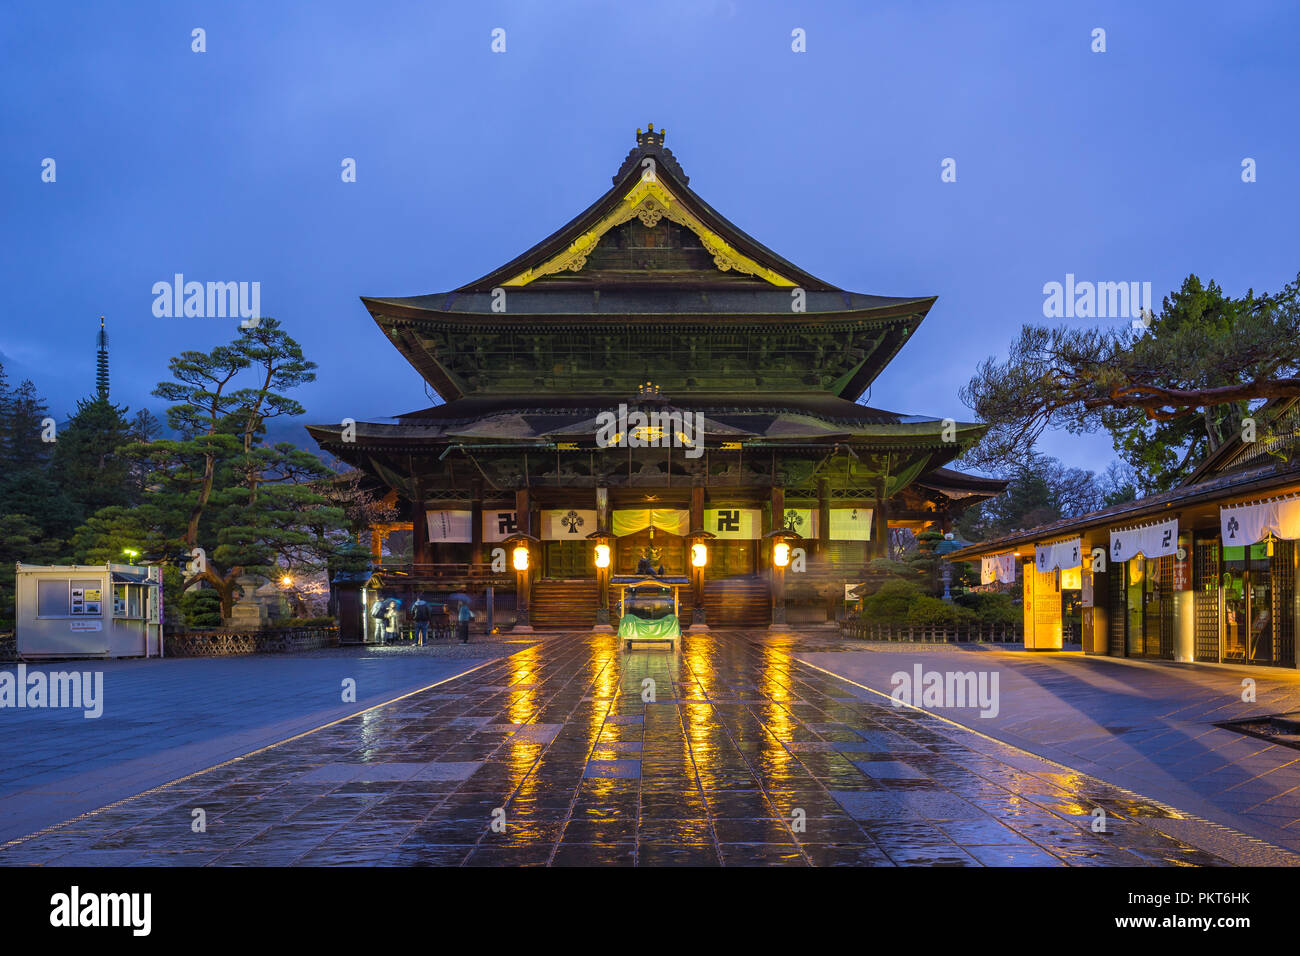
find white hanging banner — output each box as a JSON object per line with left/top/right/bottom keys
{"left": 1111, "top": 517, "right": 1178, "bottom": 561}
{"left": 482, "top": 510, "right": 519, "bottom": 542}
{"left": 1035, "top": 537, "right": 1082, "bottom": 573}
{"left": 705, "top": 508, "right": 761, "bottom": 540}
{"left": 426, "top": 510, "right": 473, "bottom": 543}
{"left": 780, "top": 508, "right": 818, "bottom": 538}
{"left": 1141, "top": 518, "right": 1179, "bottom": 558}
{"left": 828, "top": 507, "right": 873, "bottom": 541}
{"left": 980, "top": 551, "right": 1017, "bottom": 585}
{"left": 1221, "top": 497, "right": 1300, "bottom": 546}
{"left": 1109, "top": 526, "right": 1142, "bottom": 564}
{"left": 543, "top": 509, "right": 598, "bottom": 540}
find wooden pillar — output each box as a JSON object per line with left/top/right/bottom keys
{"left": 470, "top": 479, "right": 484, "bottom": 567}
{"left": 817, "top": 478, "right": 830, "bottom": 559}
{"left": 516, "top": 488, "right": 531, "bottom": 535}
{"left": 1082, "top": 547, "right": 1109, "bottom": 656}
{"left": 596, "top": 487, "right": 609, "bottom": 533}
{"left": 771, "top": 485, "right": 785, "bottom": 533}
{"left": 411, "top": 472, "right": 430, "bottom": 566}
{"left": 874, "top": 482, "right": 889, "bottom": 560}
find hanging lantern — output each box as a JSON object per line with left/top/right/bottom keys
{"left": 512, "top": 545, "right": 530, "bottom": 571}
{"left": 594, "top": 543, "right": 611, "bottom": 568}
{"left": 691, "top": 542, "right": 708, "bottom": 567}
{"left": 773, "top": 541, "right": 790, "bottom": 567}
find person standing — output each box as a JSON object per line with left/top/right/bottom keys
{"left": 370, "top": 597, "right": 388, "bottom": 644}
{"left": 383, "top": 599, "right": 399, "bottom": 644}
{"left": 457, "top": 600, "right": 475, "bottom": 644}
{"left": 410, "top": 595, "right": 432, "bottom": 646}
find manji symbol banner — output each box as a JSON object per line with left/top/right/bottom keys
{"left": 483, "top": 510, "right": 518, "bottom": 543}
{"left": 1110, "top": 517, "right": 1178, "bottom": 562}
{"left": 543, "top": 509, "right": 598, "bottom": 540}
{"left": 705, "top": 508, "right": 761, "bottom": 540}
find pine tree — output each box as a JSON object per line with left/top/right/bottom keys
{"left": 52, "top": 395, "right": 136, "bottom": 521}
{"left": 0, "top": 375, "right": 76, "bottom": 541}
{"left": 75, "top": 319, "right": 348, "bottom": 619}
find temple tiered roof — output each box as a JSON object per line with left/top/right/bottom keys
{"left": 355, "top": 124, "right": 937, "bottom": 403}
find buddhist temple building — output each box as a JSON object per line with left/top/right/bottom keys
{"left": 950, "top": 398, "right": 1300, "bottom": 668}
{"left": 308, "top": 126, "right": 1002, "bottom": 637}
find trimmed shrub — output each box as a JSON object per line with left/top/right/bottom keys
{"left": 954, "top": 591, "right": 1020, "bottom": 626}
{"left": 179, "top": 588, "right": 222, "bottom": 629}
{"left": 865, "top": 557, "right": 920, "bottom": 578}
{"left": 860, "top": 579, "right": 923, "bottom": 624}
{"left": 905, "top": 596, "right": 977, "bottom": 627}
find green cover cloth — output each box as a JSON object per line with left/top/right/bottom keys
{"left": 618, "top": 613, "right": 680, "bottom": 639}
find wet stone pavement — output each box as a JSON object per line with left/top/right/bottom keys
{"left": 2, "top": 632, "right": 1293, "bottom": 867}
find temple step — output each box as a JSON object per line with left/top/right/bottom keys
{"left": 701, "top": 576, "right": 772, "bottom": 628}
{"left": 531, "top": 578, "right": 600, "bottom": 630}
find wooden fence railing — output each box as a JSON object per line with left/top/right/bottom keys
{"left": 164, "top": 625, "right": 339, "bottom": 657}
{"left": 840, "top": 620, "right": 1024, "bottom": 643}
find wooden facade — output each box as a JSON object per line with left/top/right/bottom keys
{"left": 952, "top": 398, "right": 1300, "bottom": 668}
{"left": 309, "top": 127, "right": 1001, "bottom": 633}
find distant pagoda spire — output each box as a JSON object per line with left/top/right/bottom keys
{"left": 95, "top": 315, "right": 110, "bottom": 401}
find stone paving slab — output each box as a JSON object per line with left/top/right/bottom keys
{"left": 791, "top": 639, "right": 1300, "bottom": 856}
{"left": 0, "top": 647, "right": 510, "bottom": 841}
{"left": 1, "top": 631, "right": 1294, "bottom": 866}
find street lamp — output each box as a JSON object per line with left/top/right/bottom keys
{"left": 764, "top": 528, "right": 802, "bottom": 629}
{"left": 587, "top": 529, "right": 617, "bottom": 632}
{"left": 686, "top": 529, "right": 716, "bottom": 632}
{"left": 502, "top": 532, "right": 540, "bottom": 632}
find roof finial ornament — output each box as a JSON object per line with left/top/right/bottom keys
{"left": 636, "top": 123, "right": 666, "bottom": 149}
{"left": 618, "top": 124, "right": 686, "bottom": 184}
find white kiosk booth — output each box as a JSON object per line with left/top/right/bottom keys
{"left": 14, "top": 563, "right": 163, "bottom": 659}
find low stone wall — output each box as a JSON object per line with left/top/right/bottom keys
{"left": 164, "top": 626, "right": 339, "bottom": 658}
{"left": 840, "top": 620, "right": 1023, "bottom": 643}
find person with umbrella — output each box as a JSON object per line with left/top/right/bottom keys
{"left": 382, "top": 597, "right": 402, "bottom": 644}
{"left": 452, "top": 595, "right": 475, "bottom": 644}
{"left": 409, "top": 593, "right": 433, "bottom": 646}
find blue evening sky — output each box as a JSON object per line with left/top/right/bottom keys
{"left": 3, "top": 0, "right": 1296, "bottom": 475}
